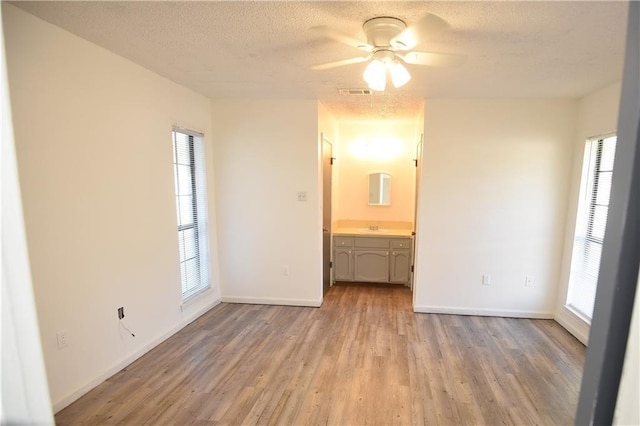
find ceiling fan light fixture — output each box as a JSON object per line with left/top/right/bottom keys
{"left": 389, "top": 61, "right": 411, "bottom": 88}
{"left": 311, "top": 14, "right": 465, "bottom": 91}
{"left": 363, "top": 59, "right": 386, "bottom": 91}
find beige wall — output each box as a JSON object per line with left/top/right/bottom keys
{"left": 334, "top": 120, "right": 419, "bottom": 225}
{"left": 318, "top": 102, "right": 340, "bottom": 229}
{"left": 555, "top": 82, "right": 622, "bottom": 344}
{"left": 3, "top": 1, "right": 635, "bottom": 420}
{"left": 211, "top": 99, "right": 323, "bottom": 306}
{"left": 1, "top": 4, "right": 54, "bottom": 422}
{"left": 414, "top": 99, "right": 577, "bottom": 317}
{"left": 614, "top": 268, "right": 640, "bottom": 425}
{"left": 3, "top": 4, "right": 221, "bottom": 411}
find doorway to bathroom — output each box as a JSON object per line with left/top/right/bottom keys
{"left": 325, "top": 119, "right": 424, "bottom": 293}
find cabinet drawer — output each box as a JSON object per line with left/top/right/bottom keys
{"left": 390, "top": 239, "right": 411, "bottom": 249}
{"left": 354, "top": 237, "right": 390, "bottom": 249}
{"left": 334, "top": 237, "right": 353, "bottom": 247}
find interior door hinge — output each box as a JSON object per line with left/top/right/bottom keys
{"left": 413, "top": 159, "right": 418, "bottom": 167}
{"left": 330, "top": 157, "right": 336, "bottom": 165}
{"left": 411, "top": 265, "right": 414, "bottom": 272}
{"left": 330, "top": 261, "right": 333, "bottom": 268}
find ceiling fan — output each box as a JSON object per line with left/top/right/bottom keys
{"left": 311, "top": 15, "right": 465, "bottom": 91}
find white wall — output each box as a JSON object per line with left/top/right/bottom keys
{"left": 318, "top": 102, "right": 339, "bottom": 148}
{"left": 614, "top": 269, "right": 640, "bottom": 425}
{"left": 318, "top": 102, "right": 339, "bottom": 229}
{"left": 555, "top": 82, "right": 622, "bottom": 343}
{"left": 3, "top": 4, "right": 221, "bottom": 411}
{"left": 335, "top": 120, "right": 418, "bottom": 225}
{"left": 414, "top": 99, "right": 576, "bottom": 317}
{"left": 1, "top": 6, "right": 54, "bottom": 422}
{"left": 211, "top": 99, "right": 322, "bottom": 306}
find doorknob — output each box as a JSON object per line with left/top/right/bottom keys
{"left": 322, "top": 227, "right": 329, "bottom": 232}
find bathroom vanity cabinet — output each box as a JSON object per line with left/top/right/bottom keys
{"left": 333, "top": 234, "right": 413, "bottom": 285}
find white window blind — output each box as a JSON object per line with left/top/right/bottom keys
{"left": 566, "top": 135, "right": 617, "bottom": 321}
{"left": 172, "top": 128, "right": 210, "bottom": 300}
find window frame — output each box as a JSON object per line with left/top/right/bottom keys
{"left": 172, "top": 127, "right": 210, "bottom": 301}
{"left": 566, "top": 133, "right": 617, "bottom": 321}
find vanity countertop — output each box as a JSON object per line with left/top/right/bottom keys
{"left": 333, "top": 228, "right": 414, "bottom": 237}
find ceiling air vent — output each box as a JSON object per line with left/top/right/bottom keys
{"left": 338, "top": 88, "right": 373, "bottom": 96}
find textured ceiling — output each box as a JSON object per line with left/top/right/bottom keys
{"left": 11, "top": 1, "right": 628, "bottom": 121}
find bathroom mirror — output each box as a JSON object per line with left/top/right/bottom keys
{"left": 368, "top": 173, "right": 391, "bottom": 205}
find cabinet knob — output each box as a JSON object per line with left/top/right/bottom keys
{"left": 392, "top": 252, "right": 395, "bottom": 255}
{"left": 348, "top": 250, "right": 351, "bottom": 254}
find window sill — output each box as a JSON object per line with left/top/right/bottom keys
{"left": 180, "top": 285, "right": 212, "bottom": 311}
{"left": 556, "top": 304, "right": 591, "bottom": 345}
{"left": 564, "top": 304, "right": 592, "bottom": 325}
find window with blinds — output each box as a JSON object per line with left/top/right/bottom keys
{"left": 566, "top": 134, "right": 617, "bottom": 321}
{"left": 172, "top": 128, "right": 210, "bottom": 300}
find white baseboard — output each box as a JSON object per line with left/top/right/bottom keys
{"left": 221, "top": 296, "right": 322, "bottom": 308}
{"left": 413, "top": 305, "right": 555, "bottom": 319}
{"left": 52, "top": 297, "right": 221, "bottom": 413}
{"left": 554, "top": 306, "right": 590, "bottom": 345}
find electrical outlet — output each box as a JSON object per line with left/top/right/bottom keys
{"left": 281, "top": 265, "right": 289, "bottom": 276}
{"left": 482, "top": 274, "right": 491, "bottom": 285}
{"left": 56, "top": 330, "right": 69, "bottom": 349}
{"left": 118, "top": 307, "right": 124, "bottom": 319}
{"left": 297, "top": 191, "right": 307, "bottom": 202}
{"left": 525, "top": 276, "right": 534, "bottom": 287}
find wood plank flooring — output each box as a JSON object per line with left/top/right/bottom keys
{"left": 55, "top": 283, "right": 586, "bottom": 425}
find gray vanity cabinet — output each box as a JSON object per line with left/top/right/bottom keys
{"left": 389, "top": 239, "right": 411, "bottom": 283}
{"left": 354, "top": 250, "right": 389, "bottom": 282}
{"left": 390, "top": 250, "right": 411, "bottom": 283}
{"left": 333, "top": 237, "right": 354, "bottom": 281}
{"left": 333, "top": 234, "right": 413, "bottom": 285}
{"left": 334, "top": 247, "right": 354, "bottom": 281}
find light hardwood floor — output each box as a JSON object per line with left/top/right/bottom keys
{"left": 56, "top": 283, "right": 585, "bottom": 425}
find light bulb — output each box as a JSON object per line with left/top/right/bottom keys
{"left": 389, "top": 62, "right": 411, "bottom": 88}
{"left": 363, "top": 60, "right": 386, "bottom": 91}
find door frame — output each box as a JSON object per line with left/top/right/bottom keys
{"left": 321, "top": 134, "right": 334, "bottom": 294}
{"left": 575, "top": 2, "right": 640, "bottom": 423}
{"left": 412, "top": 134, "right": 424, "bottom": 300}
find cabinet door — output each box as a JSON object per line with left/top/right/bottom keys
{"left": 334, "top": 248, "right": 353, "bottom": 281}
{"left": 390, "top": 250, "right": 411, "bottom": 284}
{"left": 354, "top": 250, "right": 389, "bottom": 282}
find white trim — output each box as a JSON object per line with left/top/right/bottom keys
{"left": 587, "top": 130, "right": 618, "bottom": 141}
{"left": 52, "top": 298, "right": 221, "bottom": 413}
{"left": 180, "top": 286, "right": 212, "bottom": 310}
{"left": 413, "top": 305, "right": 554, "bottom": 319}
{"left": 554, "top": 305, "right": 590, "bottom": 345}
{"left": 221, "top": 296, "right": 322, "bottom": 308}
{"left": 172, "top": 125, "right": 204, "bottom": 138}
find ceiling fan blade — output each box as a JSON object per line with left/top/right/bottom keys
{"left": 399, "top": 51, "right": 466, "bottom": 67}
{"left": 311, "top": 56, "right": 371, "bottom": 71}
{"left": 311, "top": 26, "right": 373, "bottom": 52}
{"left": 392, "top": 13, "right": 450, "bottom": 50}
